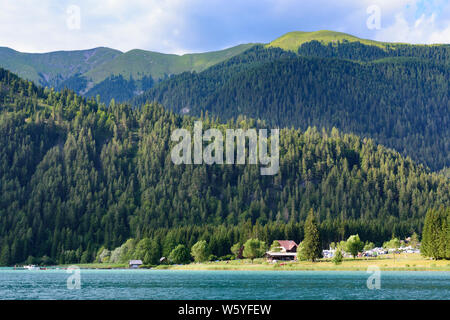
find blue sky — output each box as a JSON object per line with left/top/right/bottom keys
{"left": 0, "top": 0, "right": 449, "bottom": 53}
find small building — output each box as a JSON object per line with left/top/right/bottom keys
{"left": 265, "top": 240, "right": 298, "bottom": 262}
{"left": 265, "top": 252, "right": 298, "bottom": 261}
{"left": 129, "top": 260, "right": 143, "bottom": 269}
{"left": 274, "top": 240, "right": 298, "bottom": 253}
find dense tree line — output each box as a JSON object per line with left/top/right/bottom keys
{"left": 85, "top": 75, "right": 155, "bottom": 103}
{"left": 133, "top": 46, "right": 296, "bottom": 111}
{"left": 136, "top": 43, "right": 449, "bottom": 171}
{"left": 297, "top": 40, "right": 450, "bottom": 63}
{"left": 55, "top": 74, "right": 88, "bottom": 94}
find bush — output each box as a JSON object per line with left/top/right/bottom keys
{"left": 168, "top": 244, "right": 191, "bottom": 264}
{"left": 364, "top": 242, "right": 375, "bottom": 251}
{"left": 96, "top": 247, "right": 111, "bottom": 263}
{"left": 208, "top": 254, "right": 218, "bottom": 262}
{"left": 191, "top": 240, "right": 210, "bottom": 262}
{"left": 242, "top": 239, "right": 266, "bottom": 262}
{"left": 269, "top": 241, "right": 282, "bottom": 252}
{"left": 345, "top": 235, "right": 364, "bottom": 258}
{"left": 383, "top": 238, "right": 401, "bottom": 250}
{"left": 332, "top": 249, "right": 343, "bottom": 265}
{"left": 296, "top": 242, "right": 308, "bottom": 261}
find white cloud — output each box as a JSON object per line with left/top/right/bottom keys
{"left": 0, "top": 0, "right": 191, "bottom": 53}
{"left": 0, "top": 0, "right": 448, "bottom": 53}
{"left": 374, "top": 12, "right": 450, "bottom": 44}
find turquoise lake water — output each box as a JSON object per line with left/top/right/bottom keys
{"left": 0, "top": 269, "right": 449, "bottom": 300}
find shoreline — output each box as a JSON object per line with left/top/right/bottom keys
{"left": 155, "top": 266, "right": 450, "bottom": 272}
{"left": 54, "top": 253, "right": 450, "bottom": 272}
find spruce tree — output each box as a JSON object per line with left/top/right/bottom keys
{"left": 422, "top": 208, "right": 435, "bottom": 258}
{"left": 437, "top": 207, "right": 448, "bottom": 259}
{"left": 332, "top": 248, "right": 343, "bottom": 265}
{"left": 422, "top": 207, "right": 446, "bottom": 260}
{"left": 303, "top": 209, "right": 322, "bottom": 262}
{"left": 446, "top": 209, "right": 450, "bottom": 259}
{"left": 0, "top": 244, "right": 10, "bottom": 266}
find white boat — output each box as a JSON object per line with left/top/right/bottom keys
{"left": 23, "top": 265, "right": 40, "bottom": 270}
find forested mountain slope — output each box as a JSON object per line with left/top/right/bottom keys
{"left": 0, "top": 68, "right": 448, "bottom": 265}
{"left": 135, "top": 42, "right": 450, "bottom": 171}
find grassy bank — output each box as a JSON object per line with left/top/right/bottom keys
{"left": 156, "top": 254, "right": 450, "bottom": 272}
{"left": 60, "top": 254, "right": 450, "bottom": 271}
{"left": 59, "top": 263, "right": 127, "bottom": 269}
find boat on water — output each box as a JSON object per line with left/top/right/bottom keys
{"left": 23, "top": 265, "right": 40, "bottom": 270}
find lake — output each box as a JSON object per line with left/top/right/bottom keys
{"left": 0, "top": 269, "right": 449, "bottom": 300}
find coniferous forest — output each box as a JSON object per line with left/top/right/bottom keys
{"left": 0, "top": 67, "right": 448, "bottom": 265}
{"left": 135, "top": 42, "right": 449, "bottom": 171}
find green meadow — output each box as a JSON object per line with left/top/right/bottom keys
{"left": 65, "top": 254, "right": 450, "bottom": 272}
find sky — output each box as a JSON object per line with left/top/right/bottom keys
{"left": 0, "top": 0, "right": 449, "bottom": 54}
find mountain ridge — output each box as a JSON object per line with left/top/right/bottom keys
{"left": 0, "top": 43, "right": 257, "bottom": 98}
{"left": 0, "top": 46, "right": 122, "bottom": 90}
{"left": 2, "top": 30, "right": 448, "bottom": 103}
{"left": 268, "top": 30, "right": 389, "bottom": 51}
{"left": 267, "top": 30, "right": 448, "bottom": 52}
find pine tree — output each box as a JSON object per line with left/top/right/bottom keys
{"left": 0, "top": 244, "right": 10, "bottom": 266}
{"left": 149, "top": 239, "right": 161, "bottom": 265}
{"left": 409, "top": 232, "right": 419, "bottom": 249}
{"left": 437, "top": 207, "right": 448, "bottom": 259}
{"left": 421, "top": 208, "right": 434, "bottom": 258}
{"left": 446, "top": 210, "right": 450, "bottom": 259}
{"left": 332, "top": 248, "right": 343, "bottom": 265}
{"left": 303, "top": 209, "right": 322, "bottom": 262}
{"left": 422, "top": 207, "right": 446, "bottom": 260}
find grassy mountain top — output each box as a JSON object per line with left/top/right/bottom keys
{"left": 84, "top": 43, "right": 256, "bottom": 84}
{"left": 0, "top": 46, "right": 122, "bottom": 87}
{"left": 268, "top": 30, "right": 449, "bottom": 52}
{"left": 267, "top": 30, "right": 391, "bottom": 51}
{"left": 0, "top": 43, "right": 256, "bottom": 91}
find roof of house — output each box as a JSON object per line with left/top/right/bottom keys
{"left": 276, "top": 240, "right": 298, "bottom": 251}
{"left": 129, "top": 260, "right": 143, "bottom": 265}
